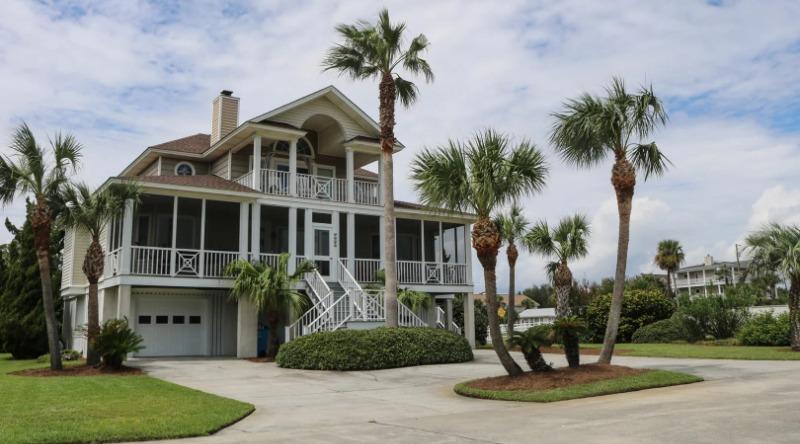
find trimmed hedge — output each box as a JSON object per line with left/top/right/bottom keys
{"left": 632, "top": 317, "right": 687, "bottom": 343}
{"left": 737, "top": 312, "right": 790, "bottom": 346}
{"left": 276, "top": 327, "right": 473, "bottom": 370}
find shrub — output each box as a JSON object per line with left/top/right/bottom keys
{"left": 676, "top": 291, "right": 752, "bottom": 341}
{"left": 276, "top": 327, "right": 473, "bottom": 370}
{"left": 454, "top": 294, "right": 489, "bottom": 345}
{"left": 584, "top": 290, "right": 675, "bottom": 343}
{"left": 95, "top": 318, "right": 144, "bottom": 369}
{"left": 508, "top": 325, "right": 553, "bottom": 372}
{"left": 632, "top": 316, "right": 687, "bottom": 343}
{"left": 35, "top": 349, "right": 83, "bottom": 363}
{"left": 737, "top": 312, "right": 790, "bottom": 346}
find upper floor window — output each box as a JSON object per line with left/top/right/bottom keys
{"left": 175, "top": 162, "right": 195, "bottom": 176}
{"left": 272, "top": 138, "right": 313, "bottom": 157}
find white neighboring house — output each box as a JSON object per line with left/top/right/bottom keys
{"left": 499, "top": 308, "right": 556, "bottom": 335}
{"left": 671, "top": 254, "right": 752, "bottom": 297}
{"left": 60, "top": 86, "right": 477, "bottom": 358}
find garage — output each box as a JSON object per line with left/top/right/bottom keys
{"left": 132, "top": 288, "right": 239, "bottom": 357}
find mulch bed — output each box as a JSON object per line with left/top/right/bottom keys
{"left": 246, "top": 356, "right": 275, "bottom": 363}
{"left": 11, "top": 365, "right": 143, "bottom": 377}
{"left": 537, "top": 346, "right": 630, "bottom": 356}
{"left": 465, "top": 364, "right": 646, "bottom": 391}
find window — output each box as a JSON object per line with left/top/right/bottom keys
{"left": 138, "top": 315, "right": 151, "bottom": 324}
{"left": 312, "top": 212, "right": 332, "bottom": 224}
{"left": 173, "top": 315, "right": 185, "bottom": 324}
{"left": 156, "top": 315, "right": 169, "bottom": 324}
{"left": 175, "top": 162, "right": 195, "bottom": 176}
{"left": 189, "top": 316, "right": 201, "bottom": 324}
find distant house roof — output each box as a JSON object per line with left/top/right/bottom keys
{"left": 678, "top": 260, "right": 751, "bottom": 273}
{"left": 149, "top": 133, "right": 210, "bottom": 154}
{"left": 519, "top": 308, "right": 556, "bottom": 318}
{"left": 119, "top": 175, "right": 256, "bottom": 193}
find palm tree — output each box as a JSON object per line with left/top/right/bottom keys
{"left": 323, "top": 9, "right": 433, "bottom": 327}
{"left": 550, "top": 78, "right": 669, "bottom": 364}
{"left": 507, "top": 326, "right": 553, "bottom": 372}
{"left": 0, "top": 123, "right": 81, "bottom": 370}
{"left": 225, "top": 253, "right": 315, "bottom": 357}
{"left": 494, "top": 205, "right": 529, "bottom": 334}
{"left": 59, "top": 182, "right": 140, "bottom": 366}
{"left": 411, "top": 129, "right": 548, "bottom": 376}
{"left": 654, "top": 239, "right": 685, "bottom": 297}
{"left": 524, "top": 214, "right": 590, "bottom": 318}
{"left": 745, "top": 224, "right": 800, "bottom": 350}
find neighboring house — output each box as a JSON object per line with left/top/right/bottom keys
{"left": 498, "top": 308, "right": 555, "bottom": 335}
{"left": 60, "top": 86, "right": 476, "bottom": 358}
{"left": 473, "top": 292, "right": 537, "bottom": 312}
{"left": 672, "top": 254, "right": 752, "bottom": 297}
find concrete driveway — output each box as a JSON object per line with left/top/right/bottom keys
{"left": 133, "top": 350, "right": 800, "bottom": 443}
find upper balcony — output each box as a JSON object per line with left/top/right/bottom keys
{"left": 233, "top": 168, "right": 380, "bottom": 206}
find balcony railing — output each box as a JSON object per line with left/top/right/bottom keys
{"left": 234, "top": 169, "right": 380, "bottom": 206}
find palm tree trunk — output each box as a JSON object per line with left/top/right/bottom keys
{"left": 666, "top": 269, "right": 673, "bottom": 298}
{"left": 562, "top": 330, "right": 580, "bottom": 368}
{"left": 789, "top": 278, "right": 799, "bottom": 351}
{"left": 599, "top": 157, "right": 635, "bottom": 364}
{"left": 83, "top": 238, "right": 105, "bottom": 366}
{"left": 379, "top": 72, "right": 398, "bottom": 328}
{"left": 31, "top": 200, "right": 62, "bottom": 370}
{"left": 554, "top": 263, "right": 573, "bottom": 318}
{"left": 524, "top": 348, "right": 552, "bottom": 373}
{"left": 507, "top": 244, "right": 517, "bottom": 334}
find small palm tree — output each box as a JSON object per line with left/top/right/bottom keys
{"left": 398, "top": 288, "right": 432, "bottom": 313}
{"left": 551, "top": 78, "right": 669, "bottom": 364}
{"left": 553, "top": 316, "right": 587, "bottom": 368}
{"left": 654, "top": 239, "right": 685, "bottom": 298}
{"left": 225, "top": 253, "right": 315, "bottom": 357}
{"left": 323, "top": 9, "right": 433, "bottom": 328}
{"left": 411, "top": 129, "right": 548, "bottom": 376}
{"left": 0, "top": 123, "right": 82, "bottom": 370}
{"left": 524, "top": 214, "right": 590, "bottom": 318}
{"left": 745, "top": 224, "right": 800, "bottom": 350}
{"left": 507, "top": 326, "right": 553, "bottom": 372}
{"left": 60, "top": 182, "right": 140, "bottom": 366}
{"left": 494, "top": 205, "right": 529, "bottom": 334}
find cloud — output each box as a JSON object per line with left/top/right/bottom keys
{"left": 748, "top": 186, "right": 800, "bottom": 229}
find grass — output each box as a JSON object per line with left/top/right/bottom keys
{"left": 0, "top": 354, "right": 254, "bottom": 444}
{"left": 454, "top": 369, "right": 702, "bottom": 402}
{"left": 578, "top": 343, "right": 800, "bottom": 360}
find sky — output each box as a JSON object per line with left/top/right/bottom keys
{"left": 0, "top": 0, "right": 799, "bottom": 293}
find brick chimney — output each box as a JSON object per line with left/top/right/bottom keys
{"left": 211, "top": 90, "right": 239, "bottom": 144}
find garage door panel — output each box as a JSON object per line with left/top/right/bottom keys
{"left": 135, "top": 295, "right": 209, "bottom": 357}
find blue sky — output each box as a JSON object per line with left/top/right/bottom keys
{"left": 1, "top": 0, "right": 799, "bottom": 292}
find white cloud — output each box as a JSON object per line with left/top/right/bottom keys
{"left": 748, "top": 186, "right": 800, "bottom": 229}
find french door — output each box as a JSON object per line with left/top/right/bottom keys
{"left": 313, "top": 225, "right": 334, "bottom": 279}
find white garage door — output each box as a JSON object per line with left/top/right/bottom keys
{"left": 135, "top": 295, "right": 209, "bottom": 357}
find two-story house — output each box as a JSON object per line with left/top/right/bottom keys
{"left": 59, "top": 86, "right": 477, "bottom": 358}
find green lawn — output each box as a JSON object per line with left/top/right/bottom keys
{"left": 579, "top": 343, "right": 800, "bottom": 360}
{"left": 0, "top": 354, "right": 254, "bottom": 444}
{"left": 454, "top": 369, "right": 702, "bottom": 402}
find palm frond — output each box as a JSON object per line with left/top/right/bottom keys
{"left": 629, "top": 142, "right": 671, "bottom": 180}
{"left": 394, "top": 75, "right": 418, "bottom": 107}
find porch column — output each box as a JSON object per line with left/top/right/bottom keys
{"left": 465, "top": 223, "right": 473, "bottom": 285}
{"left": 289, "top": 139, "right": 298, "bottom": 196}
{"left": 250, "top": 203, "right": 261, "bottom": 259}
{"left": 170, "top": 196, "right": 178, "bottom": 276}
{"left": 252, "top": 135, "right": 262, "bottom": 191}
{"left": 236, "top": 298, "right": 258, "bottom": 358}
{"left": 345, "top": 147, "right": 354, "bottom": 203}
{"left": 288, "top": 206, "right": 297, "bottom": 273}
{"left": 238, "top": 202, "right": 249, "bottom": 260}
{"left": 199, "top": 199, "right": 206, "bottom": 277}
{"left": 377, "top": 154, "right": 384, "bottom": 205}
{"left": 446, "top": 298, "right": 454, "bottom": 330}
{"left": 378, "top": 215, "right": 386, "bottom": 266}
{"left": 116, "top": 284, "right": 132, "bottom": 320}
{"left": 304, "top": 209, "right": 313, "bottom": 259}
{"left": 120, "top": 199, "right": 134, "bottom": 274}
{"left": 464, "top": 292, "right": 475, "bottom": 348}
{"left": 347, "top": 212, "right": 355, "bottom": 274}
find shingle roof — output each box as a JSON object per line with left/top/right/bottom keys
{"left": 149, "top": 133, "right": 210, "bottom": 154}
{"left": 119, "top": 175, "right": 255, "bottom": 193}
{"left": 354, "top": 168, "right": 378, "bottom": 179}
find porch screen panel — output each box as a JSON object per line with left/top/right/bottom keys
{"left": 204, "top": 200, "right": 240, "bottom": 251}
{"left": 423, "top": 221, "right": 440, "bottom": 262}
{"left": 396, "top": 218, "right": 421, "bottom": 261}
{"left": 354, "top": 215, "right": 380, "bottom": 259}
{"left": 442, "top": 222, "right": 463, "bottom": 263}
{"left": 132, "top": 194, "right": 174, "bottom": 247}
{"left": 176, "top": 198, "right": 202, "bottom": 249}
{"left": 261, "top": 205, "right": 289, "bottom": 254}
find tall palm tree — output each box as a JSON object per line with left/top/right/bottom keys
{"left": 654, "top": 239, "right": 685, "bottom": 298}
{"left": 524, "top": 214, "right": 591, "bottom": 318}
{"left": 411, "top": 129, "right": 548, "bottom": 376}
{"left": 225, "top": 253, "right": 315, "bottom": 357}
{"left": 550, "top": 78, "right": 669, "bottom": 364}
{"left": 323, "top": 9, "right": 433, "bottom": 327}
{"left": 745, "top": 224, "right": 800, "bottom": 350}
{"left": 0, "top": 123, "right": 82, "bottom": 370}
{"left": 59, "top": 182, "right": 140, "bottom": 366}
{"left": 494, "top": 205, "right": 529, "bottom": 334}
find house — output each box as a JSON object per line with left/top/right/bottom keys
{"left": 473, "top": 292, "right": 537, "bottom": 311}
{"left": 59, "top": 86, "right": 476, "bottom": 358}
{"left": 671, "top": 254, "right": 752, "bottom": 297}
{"left": 498, "top": 308, "right": 555, "bottom": 335}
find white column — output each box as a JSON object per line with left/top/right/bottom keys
{"left": 199, "top": 199, "right": 206, "bottom": 277}
{"left": 116, "top": 284, "right": 132, "bottom": 320}
{"left": 252, "top": 135, "right": 262, "bottom": 191}
{"left": 345, "top": 147, "right": 355, "bottom": 203}
{"left": 170, "top": 196, "right": 178, "bottom": 276}
{"left": 464, "top": 293, "right": 475, "bottom": 348}
{"left": 304, "top": 209, "right": 313, "bottom": 259}
{"left": 347, "top": 212, "right": 355, "bottom": 273}
{"left": 238, "top": 202, "right": 249, "bottom": 260}
{"left": 288, "top": 207, "right": 297, "bottom": 273}
{"left": 250, "top": 203, "right": 261, "bottom": 258}
{"left": 289, "top": 139, "right": 298, "bottom": 196}
{"left": 120, "top": 199, "right": 134, "bottom": 274}
{"left": 465, "top": 223, "right": 473, "bottom": 285}
{"left": 378, "top": 215, "right": 386, "bottom": 265}
{"left": 377, "top": 154, "right": 384, "bottom": 205}
{"left": 236, "top": 298, "right": 258, "bottom": 358}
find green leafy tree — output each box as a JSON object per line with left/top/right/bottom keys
{"left": 59, "top": 182, "right": 139, "bottom": 365}
{"left": 745, "top": 224, "right": 800, "bottom": 350}
{"left": 654, "top": 239, "right": 684, "bottom": 297}
{"left": 522, "top": 284, "right": 555, "bottom": 308}
{"left": 0, "top": 123, "right": 81, "bottom": 370}
{"left": 225, "top": 253, "right": 315, "bottom": 357}
{"left": 454, "top": 294, "right": 488, "bottom": 345}
{"left": 494, "top": 205, "right": 529, "bottom": 332}
{"left": 585, "top": 289, "right": 675, "bottom": 343}
{"left": 412, "top": 129, "right": 548, "bottom": 376}
{"left": 323, "top": 9, "right": 433, "bottom": 328}
{"left": 626, "top": 274, "right": 667, "bottom": 293}
{"left": 551, "top": 78, "right": 669, "bottom": 363}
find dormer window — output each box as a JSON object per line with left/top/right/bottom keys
{"left": 175, "top": 162, "right": 195, "bottom": 176}
{"left": 272, "top": 138, "right": 313, "bottom": 156}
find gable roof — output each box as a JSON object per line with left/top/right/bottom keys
{"left": 149, "top": 133, "right": 210, "bottom": 154}
{"left": 120, "top": 175, "right": 255, "bottom": 193}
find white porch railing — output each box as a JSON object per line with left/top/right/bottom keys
{"left": 296, "top": 172, "right": 347, "bottom": 202}
{"left": 260, "top": 169, "right": 290, "bottom": 195}
{"left": 130, "top": 246, "right": 172, "bottom": 276}
{"left": 435, "top": 306, "right": 462, "bottom": 334}
{"left": 128, "top": 246, "right": 241, "bottom": 278}
{"left": 203, "top": 250, "right": 241, "bottom": 277}
{"left": 398, "top": 301, "right": 427, "bottom": 327}
{"left": 104, "top": 247, "right": 121, "bottom": 278}
{"left": 253, "top": 252, "right": 281, "bottom": 269}
{"left": 286, "top": 269, "right": 349, "bottom": 341}
{"left": 353, "top": 179, "right": 379, "bottom": 205}
{"left": 351, "top": 258, "right": 383, "bottom": 283}
{"left": 353, "top": 259, "right": 470, "bottom": 285}
{"left": 233, "top": 169, "right": 381, "bottom": 206}
{"left": 234, "top": 171, "right": 253, "bottom": 188}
